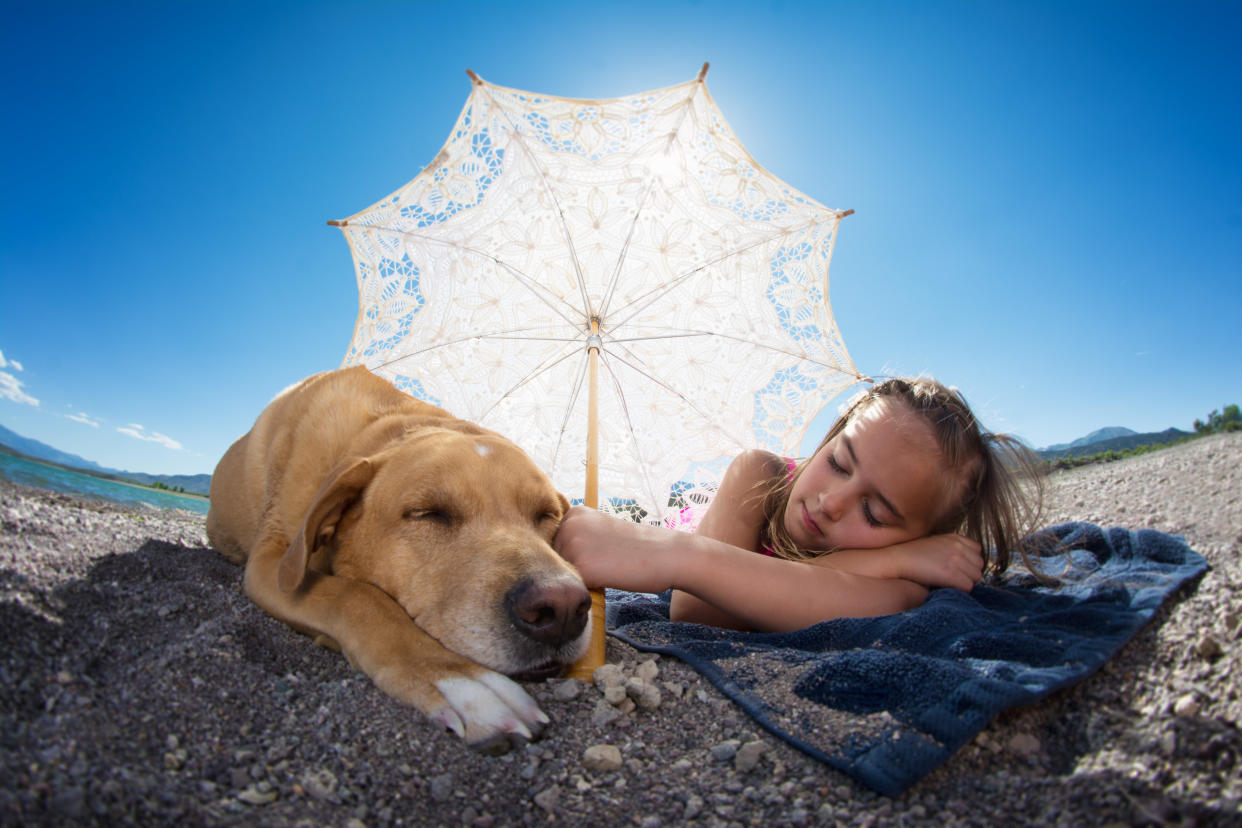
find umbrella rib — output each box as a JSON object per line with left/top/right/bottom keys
{"left": 597, "top": 352, "right": 669, "bottom": 520}
{"left": 606, "top": 328, "right": 862, "bottom": 375}
{"left": 599, "top": 83, "right": 700, "bottom": 319}
{"left": 371, "top": 327, "right": 581, "bottom": 369}
{"left": 602, "top": 347, "right": 752, "bottom": 454}
{"left": 552, "top": 349, "right": 591, "bottom": 483}
{"left": 607, "top": 213, "right": 845, "bottom": 333}
{"left": 477, "top": 344, "right": 584, "bottom": 423}
{"left": 353, "top": 225, "right": 584, "bottom": 332}
{"left": 478, "top": 84, "right": 594, "bottom": 320}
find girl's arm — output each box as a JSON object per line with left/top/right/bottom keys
{"left": 554, "top": 507, "right": 929, "bottom": 632}
{"left": 554, "top": 450, "right": 930, "bottom": 632}
{"left": 811, "top": 535, "right": 984, "bottom": 593}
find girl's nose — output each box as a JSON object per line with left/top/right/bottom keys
{"left": 819, "top": 487, "right": 847, "bottom": 521}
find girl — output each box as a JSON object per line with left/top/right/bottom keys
{"left": 553, "top": 377, "right": 1045, "bottom": 632}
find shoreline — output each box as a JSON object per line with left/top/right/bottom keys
{"left": 0, "top": 447, "right": 209, "bottom": 508}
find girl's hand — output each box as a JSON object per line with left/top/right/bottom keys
{"left": 890, "top": 534, "right": 984, "bottom": 592}
{"left": 553, "top": 506, "right": 682, "bottom": 594}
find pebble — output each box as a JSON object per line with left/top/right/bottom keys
{"left": 301, "top": 768, "right": 338, "bottom": 801}
{"left": 237, "top": 786, "right": 276, "bottom": 805}
{"left": 593, "top": 664, "right": 625, "bottom": 690}
{"left": 734, "top": 740, "right": 768, "bottom": 772}
{"left": 583, "top": 743, "right": 623, "bottom": 772}
{"left": 635, "top": 659, "right": 660, "bottom": 682}
{"left": 626, "top": 676, "right": 663, "bottom": 711}
{"left": 551, "top": 679, "right": 582, "bottom": 701}
{"left": 591, "top": 698, "right": 623, "bottom": 727}
{"left": 533, "top": 785, "right": 560, "bottom": 814}
{"left": 1174, "top": 694, "right": 1201, "bottom": 717}
{"left": 429, "top": 772, "right": 454, "bottom": 802}
{"left": 1195, "top": 634, "right": 1223, "bottom": 660}
{"left": 1008, "top": 733, "right": 1041, "bottom": 758}
{"left": 710, "top": 739, "right": 741, "bottom": 761}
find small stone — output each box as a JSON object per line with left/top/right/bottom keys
{"left": 710, "top": 739, "right": 741, "bottom": 761}
{"left": 1224, "top": 611, "right": 1240, "bottom": 633}
{"left": 163, "top": 752, "right": 182, "bottom": 771}
{"left": 684, "top": 794, "right": 704, "bottom": 820}
{"left": 625, "top": 677, "right": 662, "bottom": 711}
{"left": 662, "top": 680, "right": 685, "bottom": 698}
{"left": 1159, "top": 729, "right": 1177, "bottom": 757}
{"left": 583, "top": 743, "right": 623, "bottom": 772}
{"left": 429, "top": 772, "right": 454, "bottom": 802}
{"left": 635, "top": 659, "right": 660, "bottom": 682}
{"left": 639, "top": 816, "right": 661, "bottom": 828}
{"left": 1173, "top": 694, "right": 1200, "bottom": 717}
{"left": 1008, "top": 733, "right": 1041, "bottom": 757}
{"left": 604, "top": 684, "right": 628, "bottom": 705}
{"left": 533, "top": 785, "right": 560, "bottom": 814}
{"left": 1195, "top": 634, "right": 1223, "bottom": 660}
{"left": 593, "top": 664, "right": 625, "bottom": 690}
{"left": 302, "top": 768, "right": 338, "bottom": 801}
{"left": 237, "top": 786, "right": 277, "bottom": 805}
{"left": 551, "top": 679, "right": 582, "bottom": 701}
{"left": 735, "top": 740, "right": 769, "bottom": 772}
{"left": 591, "top": 699, "right": 622, "bottom": 727}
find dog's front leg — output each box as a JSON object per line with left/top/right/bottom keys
{"left": 242, "top": 545, "right": 549, "bottom": 752}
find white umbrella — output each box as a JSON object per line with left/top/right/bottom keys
{"left": 331, "top": 64, "right": 865, "bottom": 677}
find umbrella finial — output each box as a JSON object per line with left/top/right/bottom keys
{"left": 697, "top": 62, "right": 710, "bottom": 82}
{"left": 466, "top": 68, "right": 483, "bottom": 86}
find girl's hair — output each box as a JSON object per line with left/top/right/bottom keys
{"left": 759, "top": 377, "right": 1047, "bottom": 576}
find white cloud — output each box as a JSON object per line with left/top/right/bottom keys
{"left": 0, "top": 370, "right": 38, "bottom": 406}
{"left": 117, "top": 424, "right": 183, "bottom": 451}
{"left": 66, "top": 411, "right": 100, "bottom": 428}
{"left": 0, "top": 350, "right": 22, "bottom": 372}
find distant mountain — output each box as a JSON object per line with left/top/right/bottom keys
{"left": 0, "top": 424, "right": 211, "bottom": 495}
{"left": 1038, "top": 428, "right": 1192, "bottom": 462}
{"left": 0, "top": 423, "right": 115, "bottom": 473}
{"left": 1042, "top": 426, "right": 1137, "bottom": 453}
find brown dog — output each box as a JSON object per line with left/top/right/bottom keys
{"left": 206, "top": 366, "right": 590, "bottom": 750}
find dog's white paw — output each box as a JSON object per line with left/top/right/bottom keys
{"left": 431, "top": 672, "right": 551, "bottom": 753}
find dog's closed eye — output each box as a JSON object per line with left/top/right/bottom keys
{"left": 403, "top": 507, "right": 456, "bottom": 528}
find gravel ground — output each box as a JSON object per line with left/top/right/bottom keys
{"left": 1, "top": 432, "right": 1240, "bottom": 826}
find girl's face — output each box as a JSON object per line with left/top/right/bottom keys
{"left": 784, "top": 401, "right": 951, "bottom": 553}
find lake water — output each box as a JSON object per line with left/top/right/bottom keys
{"left": 0, "top": 452, "right": 210, "bottom": 515}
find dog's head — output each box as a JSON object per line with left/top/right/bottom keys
{"left": 278, "top": 426, "right": 590, "bottom": 680}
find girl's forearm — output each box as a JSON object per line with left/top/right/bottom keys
{"left": 667, "top": 534, "right": 927, "bottom": 632}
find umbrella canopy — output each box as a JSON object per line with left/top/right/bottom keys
{"left": 332, "top": 65, "right": 864, "bottom": 527}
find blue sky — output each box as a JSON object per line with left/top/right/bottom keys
{"left": 2, "top": 0, "right": 1239, "bottom": 477}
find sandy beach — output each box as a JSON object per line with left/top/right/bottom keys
{"left": 2, "top": 432, "right": 1239, "bottom": 826}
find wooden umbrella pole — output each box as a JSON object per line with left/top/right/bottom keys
{"left": 567, "top": 317, "right": 607, "bottom": 681}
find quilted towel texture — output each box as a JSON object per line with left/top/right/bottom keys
{"left": 607, "top": 523, "right": 1208, "bottom": 796}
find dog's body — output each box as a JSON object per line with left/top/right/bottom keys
{"left": 207, "top": 367, "right": 590, "bottom": 749}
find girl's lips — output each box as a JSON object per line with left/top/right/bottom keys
{"left": 801, "top": 503, "right": 824, "bottom": 537}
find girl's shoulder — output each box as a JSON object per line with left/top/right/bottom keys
{"left": 727, "top": 449, "right": 794, "bottom": 486}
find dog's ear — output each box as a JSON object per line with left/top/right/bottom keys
{"left": 278, "top": 457, "right": 374, "bottom": 592}
{"left": 556, "top": 491, "right": 571, "bottom": 517}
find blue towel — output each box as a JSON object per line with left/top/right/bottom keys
{"left": 607, "top": 522, "right": 1207, "bottom": 796}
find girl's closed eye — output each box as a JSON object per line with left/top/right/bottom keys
{"left": 861, "top": 500, "right": 883, "bottom": 528}
{"left": 828, "top": 453, "right": 848, "bottom": 475}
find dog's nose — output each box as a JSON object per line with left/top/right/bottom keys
{"left": 505, "top": 577, "right": 591, "bottom": 647}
